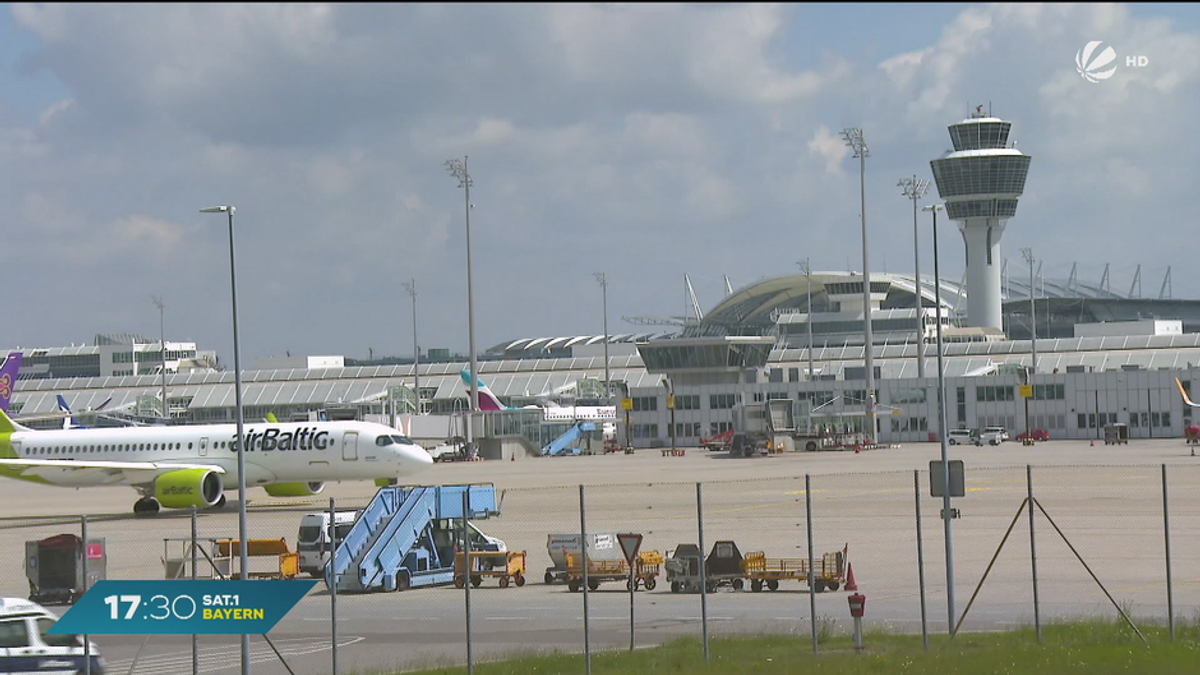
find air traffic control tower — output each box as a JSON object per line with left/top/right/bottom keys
{"left": 930, "top": 109, "right": 1031, "bottom": 330}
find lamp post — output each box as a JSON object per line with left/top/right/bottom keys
{"left": 445, "top": 157, "right": 478, "bottom": 449}
{"left": 923, "top": 202, "right": 956, "bottom": 632}
{"left": 152, "top": 295, "right": 168, "bottom": 420}
{"left": 797, "top": 259, "right": 815, "bottom": 381}
{"left": 842, "top": 127, "right": 875, "bottom": 442}
{"left": 594, "top": 272, "right": 610, "bottom": 402}
{"left": 403, "top": 278, "right": 421, "bottom": 415}
{"left": 1021, "top": 248, "right": 1037, "bottom": 373}
{"left": 200, "top": 205, "right": 249, "bottom": 675}
{"left": 899, "top": 176, "right": 930, "bottom": 381}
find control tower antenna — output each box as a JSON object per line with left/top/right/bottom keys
{"left": 930, "top": 106, "right": 1031, "bottom": 329}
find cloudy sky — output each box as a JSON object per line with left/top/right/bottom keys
{"left": 2, "top": 3, "right": 1198, "bottom": 364}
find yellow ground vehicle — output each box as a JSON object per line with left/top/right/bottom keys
{"left": 564, "top": 550, "right": 663, "bottom": 592}
{"left": 741, "top": 549, "right": 845, "bottom": 592}
{"left": 453, "top": 550, "right": 527, "bottom": 588}
{"left": 215, "top": 538, "right": 300, "bottom": 580}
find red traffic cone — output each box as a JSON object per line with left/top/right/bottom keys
{"left": 845, "top": 562, "right": 858, "bottom": 592}
{"left": 1090, "top": 439, "right": 1094, "bottom": 447}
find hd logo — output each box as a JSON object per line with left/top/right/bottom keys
{"left": 1076, "top": 41, "right": 1149, "bottom": 83}
{"left": 230, "top": 427, "right": 331, "bottom": 452}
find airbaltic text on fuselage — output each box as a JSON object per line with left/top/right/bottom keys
{"left": 230, "top": 427, "right": 331, "bottom": 452}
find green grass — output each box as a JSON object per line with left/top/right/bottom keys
{"left": 381, "top": 617, "right": 1200, "bottom": 675}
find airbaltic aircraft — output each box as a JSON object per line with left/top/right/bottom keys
{"left": 0, "top": 408, "right": 433, "bottom": 514}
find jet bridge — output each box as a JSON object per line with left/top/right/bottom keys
{"left": 326, "top": 484, "right": 499, "bottom": 593}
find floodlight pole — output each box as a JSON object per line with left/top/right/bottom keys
{"left": 797, "top": 260, "right": 815, "bottom": 380}
{"left": 595, "top": 272, "right": 611, "bottom": 402}
{"left": 446, "top": 157, "right": 478, "bottom": 448}
{"left": 153, "top": 295, "right": 168, "bottom": 419}
{"left": 1021, "top": 248, "right": 1037, "bottom": 373}
{"left": 200, "top": 204, "right": 249, "bottom": 675}
{"left": 899, "top": 176, "right": 931, "bottom": 381}
{"left": 404, "top": 278, "right": 421, "bottom": 414}
{"left": 924, "top": 203, "right": 955, "bottom": 632}
{"left": 842, "top": 128, "right": 875, "bottom": 442}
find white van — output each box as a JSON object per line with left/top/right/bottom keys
{"left": 982, "top": 426, "right": 1010, "bottom": 442}
{"left": 947, "top": 429, "right": 976, "bottom": 445}
{"left": 297, "top": 511, "right": 362, "bottom": 577}
{"left": 0, "top": 597, "right": 105, "bottom": 674}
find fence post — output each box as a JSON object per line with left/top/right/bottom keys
{"left": 914, "top": 470, "right": 929, "bottom": 651}
{"left": 1026, "top": 465, "right": 1041, "bottom": 644}
{"left": 1162, "top": 464, "right": 1175, "bottom": 642}
{"left": 330, "top": 497, "right": 338, "bottom": 675}
{"left": 463, "top": 488, "right": 473, "bottom": 675}
{"left": 806, "top": 474, "right": 817, "bottom": 654}
{"left": 697, "top": 482, "right": 709, "bottom": 664}
{"left": 580, "top": 484, "right": 591, "bottom": 675}
{"left": 192, "top": 505, "right": 199, "bottom": 675}
{"left": 81, "top": 515, "right": 90, "bottom": 675}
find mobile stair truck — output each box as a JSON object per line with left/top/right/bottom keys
{"left": 325, "top": 483, "right": 503, "bottom": 593}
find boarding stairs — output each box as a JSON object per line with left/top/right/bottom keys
{"left": 326, "top": 484, "right": 498, "bottom": 593}
{"left": 541, "top": 422, "right": 595, "bottom": 456}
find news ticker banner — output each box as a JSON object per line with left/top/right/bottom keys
{"left": 48, "top": 580, "right": 317, "bottom": 635}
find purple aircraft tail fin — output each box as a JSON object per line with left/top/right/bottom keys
{"left": 0, "top": 352, "right": 22, "bottom": 413}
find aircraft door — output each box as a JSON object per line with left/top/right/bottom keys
{"left": 342, "top": 432, "right": 358, "bottom": 461}
{"left": 199, "top": 437, "right": 208, "bottom": 457}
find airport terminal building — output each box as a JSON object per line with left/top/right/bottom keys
{"left": 8, "top": 270, "right": 1200, "bottom": 451}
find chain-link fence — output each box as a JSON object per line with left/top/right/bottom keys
{"left": 6, "top": 463, "right": 1197, "bottom": 674}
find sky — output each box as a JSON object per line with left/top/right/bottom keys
{"left": 2, "top": 3, "right": 1198, "bottom": 365}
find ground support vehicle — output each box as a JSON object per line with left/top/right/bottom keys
{"left": 700, "top": 429, "right": 733, "bottom": 451}
{"left": 564, "top": 551, "right": 662, "bottom": 592}
{"left": 665, "top": 541, "right": 747, "bottom": 593}
{"left": 741, "top": 548, "right": 846, "bottom": 592}
{"left": 454, "top": 551, "right": 527, "bottom": 588}
{"left": 0, "top": 596, "right": 106, "bottom": 672}
{"left": 544, "top": 533, "right": 623, "bottom": 584}
{"left": 1104, "top": 423, "right": 1129, "bottom": 445}
{"left": 25, "top": 534, "right": 106, "bottom": 605}
{"left": 325, "top": 483, "right": 503, "bottom": 593}
{"left": 1187, "top": 425, "right": 1200, "bottom": 445}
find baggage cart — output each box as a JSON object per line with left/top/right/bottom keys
{"left": 741, "top": 547, "right": 845, "bottom": 592}
{"left": 454, "top": 550, "right": 527, "bottom": 588}
{"left": 564, "top": 551, "right": 662, "bottom": 592}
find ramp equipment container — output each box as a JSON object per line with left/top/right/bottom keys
{"left": 25, "top": 534, "right": 106, "bottom": 605}
{"left": 215, "top": 538, "right": 300, "bottom": 580}
{"left": 454, "top": 551, "right": 527, "bottom": 588}
{"left": 326, "top": 483, "right": 501, "bottom": 593}
{"left": 666, "top": 540, "right": 747, "bottom": 593}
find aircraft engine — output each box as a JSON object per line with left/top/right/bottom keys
{"left": 263, "top": 481, "right": 326, "bottom": 497}
{"left": 154, "top": 468, "right": 223, "bottom": 509}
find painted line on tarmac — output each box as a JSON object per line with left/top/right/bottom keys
{"left": 104, "top": 636, "right": 364, "bottom": 674}
{"left": 1113, "top": 577, "right": 1200, "bottom": 593}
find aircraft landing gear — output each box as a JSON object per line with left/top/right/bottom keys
{"left": 133, "top": 497, "right": 161, "bottom": 515}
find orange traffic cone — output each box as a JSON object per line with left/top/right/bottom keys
{"left": 845, "top": 562, "right": 858, "bottom": 592}
{"left": 1090, "top": 439, "right": 1094, "bottom": 447}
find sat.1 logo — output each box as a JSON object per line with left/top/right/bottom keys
{"left": 1076, "top": 41, "right": 1149, "bottom": 83}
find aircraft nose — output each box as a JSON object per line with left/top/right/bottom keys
{"left": 402, "top": 444, "right": 434, "bottom": 468}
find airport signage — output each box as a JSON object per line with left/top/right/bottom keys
{"left": 48, "top": 580, "right": 316, "bottom": 635}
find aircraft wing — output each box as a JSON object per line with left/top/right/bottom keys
{"left": 0, "top": 458, "right": 226, "bottom": 474}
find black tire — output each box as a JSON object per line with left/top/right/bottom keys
{"left": 588, "top": 579, "right": 601, "bottom": 592}
{"left": 751, "top": 580, "right": 763, "bottom": 593}
{"left": 568, "top": 581, "right": 581, "bottom": 593}
{"left": 544, "top": 571, "right": 556, "bottom": 584}
{"left": 500, "top": 576, "right": 510, "bottom": 588}
{"left": 644, "top": 577, "right": 657, "bottom": 591}
{"left": 454, "top": 576, "right": 466, "bottom": 589}
{"left": 806, "top": 441, "right": 818, "bottom": 452}
{"left": 732, "top": 578, "right": 745, "bottom": 591}
{"left": 827, "top": 581, "right": 840, "bottom": 592}
{"left": 514, "top": 574, "right": 526, "bottom": 587}
{"left": 949, "top": 439, "right": 958, "bottom": 446}
{"left": 767, "top": 579, "right": 779, "bottom": 592}
{"left": 471, "top": 575, "right": 482, "bottom": 588}
{"left": 671, "top": 581, "right": 681, "bottom": 593}
{"left": 813, "top": 579, "right": 826, "bottom": 593}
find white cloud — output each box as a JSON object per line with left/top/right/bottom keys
{"left": 3, "top": 3, "right": 1199, "bottom": 359}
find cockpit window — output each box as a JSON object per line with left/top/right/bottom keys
{"left": 391, "top": 435, "right": 414, "bottom": 446}
{"left": 376, "top": 436, "right": 392, "bottom": 447}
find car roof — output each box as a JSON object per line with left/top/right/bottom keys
{"left": 0, "top": 597, "right": 54, "bottom": 617}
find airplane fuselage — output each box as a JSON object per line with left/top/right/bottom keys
{"left": 0, "top": 419, "right": 432, "bottom": 490}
